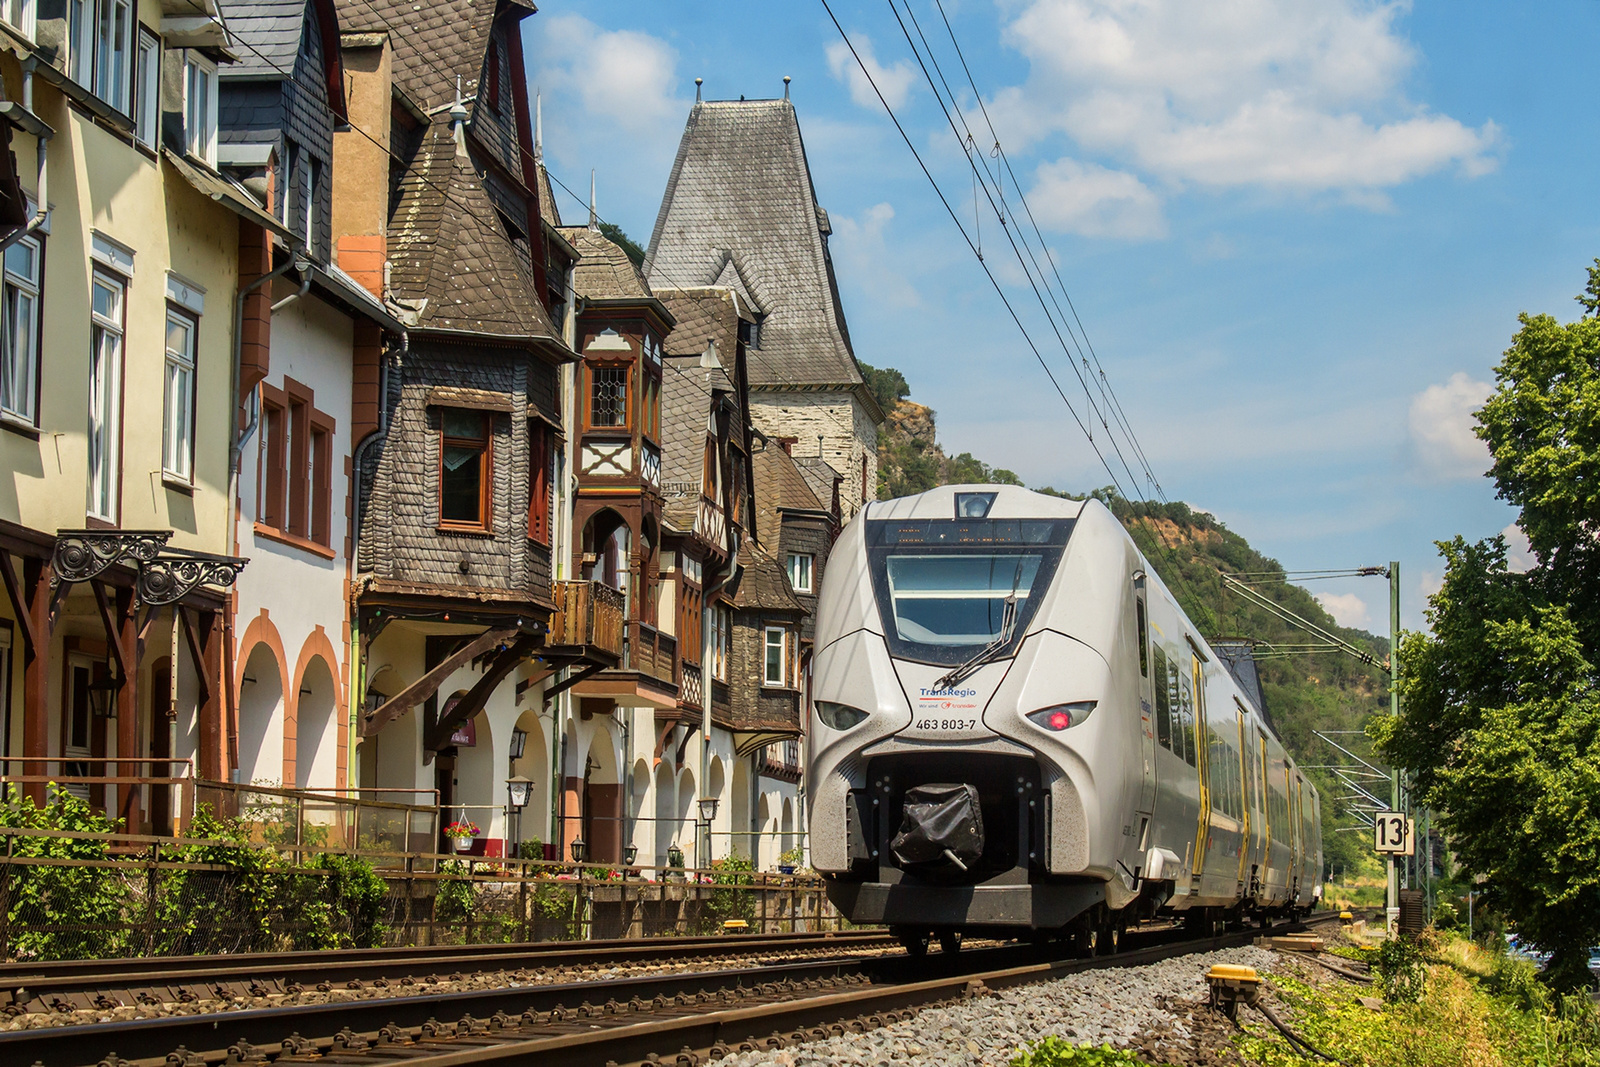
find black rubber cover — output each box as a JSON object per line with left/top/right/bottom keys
{"left": 890, "top": 782, "right": 984, "bottom": 869}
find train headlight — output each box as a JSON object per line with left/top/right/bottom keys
{"left": 816, "top": 701, "right": 869, "bottom": 731}
{"left": 1025, "top": 701, "right": 1097, "bottom": 731}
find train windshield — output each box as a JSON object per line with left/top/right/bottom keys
{"left": 865, "top": 518, "right": 1074, "bottom": 665}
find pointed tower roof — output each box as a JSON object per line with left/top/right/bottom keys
{"left": 645, "top": 98, "right": 862, "bottom": 390}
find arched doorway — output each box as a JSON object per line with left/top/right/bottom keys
{"left": 730, "top": 758, "right": 750, "bottom": 862}
{"left": 581, "top": 726, "right": 621, "bottom": 863}
{"left": 653, "top": 762, "right": 676, "bottom": 867}
{"left": 237, "top": 644, "right": 284, "bottom": 786}
{"left": 295, "top": 657, "right": 337, "bottom": 791}
{"left": 509, "top": 708, "right": 549, "bottom": 856}
{"left": 676, "top": 767, "right": 696, "bottom": 865}
{"left": 707, "top": 755, "right": 726, "bottom": 860}
{"left": 780, "top": 798, "right": 795, "bottom": 861}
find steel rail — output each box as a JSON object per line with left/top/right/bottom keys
{"left": 0, "top": 929, "right": 892, "bottom": 1007}
{"left": 0, "top": 912, "right": 1344, "bottom": 1066}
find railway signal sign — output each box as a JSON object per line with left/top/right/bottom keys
{"left": 1374, "top": 811, "right": 1413, "bottom": 855}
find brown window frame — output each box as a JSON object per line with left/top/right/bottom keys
{"left": 527, "top": 420, "right": 551, "bottom": 544}
{"left": 585, "top": 361, "right": 631, "bottom": 430}
{"left": 438, "top": 407, "right": 493, "bottom": 532}
{"left": 256, "top": 378, "right": 337, "bottom": 553}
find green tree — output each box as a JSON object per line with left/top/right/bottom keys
{"left": 596, "top": 222, "right": 645, "bottom": 267}
{"left": 857, "top": 360, "right": 910, "bottom": 413}
{"left": 1376, "top": 266, "right": 1600, "bottom": 990}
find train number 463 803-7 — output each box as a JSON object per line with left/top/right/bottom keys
{"left": 915, "top": 718, "right": 977, "bottom": 732}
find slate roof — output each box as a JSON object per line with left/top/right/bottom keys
{"left": 537, "top": 162, "right": 562, "bottom": 228}
{"left": 793, "top": 456, "right": 840, "bottom": 510}
{"left": 660, "top": 353, "right": 730, "bottom": 532}
{"left": 731, "top": 543, "right": 804, "bottom": 613}
{"left": 388, "top": 124, "right": 559, "bottom": 341}
{"left": 645, "top": 99, "right": 863, "bottom": 390}
{"left": 657, "top": 287, "right": 742, "bottom": 371}
{"left": 219, "top": 0, "right": 306, "bottom": 79}
{"left": 752, "top": 445, "right": 824, "bottom": 551}
{"left": 336, "top": 0, "right": 525, "bottom": 114}
{"left": 561, "top": 226, "right": 651, "bottom": 301}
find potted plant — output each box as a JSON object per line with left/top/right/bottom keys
{"left": 443, "top": 820, "right": 480, "bottom": 853}
{"left": 778, "top": 845, "right": 803, "bottom": 875}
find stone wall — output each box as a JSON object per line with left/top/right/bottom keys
{"left": 749, "top": 390, "right": 878, "bottom": 518}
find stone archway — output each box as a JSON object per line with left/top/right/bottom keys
{"left": 509, "top": 708, "right": 550, "bottom": 854}
{"left": 707, "top": 755, "right": 727, "bottom": 860}
{"left": 730, "top": 758, "right": 751, "bottom": 863}
{"left": 780, "top": 798, "right": 795, "bottom": 861}
{"left": 581, "top": 724, "right": 621, "bottom": 863}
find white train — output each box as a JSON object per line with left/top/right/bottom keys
{"left": 807, "top": 485, "right": 1322, "bottom": 953}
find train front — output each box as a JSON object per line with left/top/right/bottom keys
{"left": 807, "top": 485, "right": 1138, "bottom": 942}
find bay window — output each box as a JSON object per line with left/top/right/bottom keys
{"left": 588, "top": 364, "right": 628, "bottom": 428}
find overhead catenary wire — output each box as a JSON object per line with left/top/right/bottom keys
{"left": 928, "top": 0, "right": 1165, "bottom": 501}
{"left": 817, "top": 0, "right": 1131, "bottom": 499}
{"left": 884, "top": 0, "right": 1144, "bottom": 499}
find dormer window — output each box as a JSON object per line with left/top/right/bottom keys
{"left": 68, "top": 0, "right": 132, "bottom": 112}
{"left": 738, "top": 314, "right": 764, "bottom": 349}
{"left": 183, "top": 51, "right": 218, "bottom": 166}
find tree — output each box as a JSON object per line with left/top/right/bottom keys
{"left": 1376, "top": 266, "right": 1600, "bottom": 989}
{"left": 857, "top": 361, "right": 909, "bottom": 413}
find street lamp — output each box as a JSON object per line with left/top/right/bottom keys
{"left": 505, "top": 775, "right": 533, "bottom": 860}
{"left": 697, "top": 797, "right": 719, "bottom": 868}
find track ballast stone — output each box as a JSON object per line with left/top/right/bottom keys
{"left": 718, "top": 945, "right": 1278, "bottom": 1067}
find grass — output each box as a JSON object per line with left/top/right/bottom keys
{"left": 1235, "top": 932, "right": 1600, "bottom": 1067}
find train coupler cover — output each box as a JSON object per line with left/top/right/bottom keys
{"left": 890, "top": 783, "right": 984, "bottom": 871}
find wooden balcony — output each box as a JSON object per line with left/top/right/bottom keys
{"left": 548, "top": 580, "right": 626, "bottom": 661}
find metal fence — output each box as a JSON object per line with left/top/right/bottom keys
{"left": 0, "top": 825, "right": 848, "bottom": 961}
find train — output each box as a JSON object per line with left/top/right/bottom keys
{"left": 806, "top": 485, "right": 1322, "bottom": 954}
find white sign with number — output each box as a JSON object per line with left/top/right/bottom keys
{"left": 1374, "top": 810, "right": 1410, "bottom": 854}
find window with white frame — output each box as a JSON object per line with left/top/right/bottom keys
{"left": 786, "top": 552, "right": 813, "bottom": 594}
{"left": 0, "top": 235, "right": 41, "bottom": 424}
{"left": 134, "top": 29, "right": 158, "bottom": 147}
{"left": 163, "top": 307, "right": 196, "bottom": 480}
{"left": 183, "top": 51, "right": 218, "bottom": 165}
{"left": 763, "top": 626, "right": 787, "bottom": 688}
{"left": 87, "top": 269, "right": 125, "bottom": 521}
{"left": 69, "top": 0, "right": 132, "bottom": 112}
{"left": 2, "top": 0, "right": 35, "bottom": 39}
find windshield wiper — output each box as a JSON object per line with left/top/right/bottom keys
{"left": 933, "top": 556, "right": 1027, "bottom": 690}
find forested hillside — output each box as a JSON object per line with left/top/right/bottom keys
{"left": 862, "top": 362, "right": 1389, "bottom": 877}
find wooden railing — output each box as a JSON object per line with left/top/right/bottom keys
{"left": 549, "top": 580, "right": 626, "bottom": 658}
{"left": 628, "top": 622, "right": 677, "bottom": 684}
{"left": 680, "top": 662, "right": 704, "bottom": 710}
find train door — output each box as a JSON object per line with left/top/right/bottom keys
{"left": 1287, "top": 767, "right": 1300, "bottom": 898}
{"left": 1133, "top": 576, "right": 1156, "bottom": 834}
{"left": 1188, "top": 645, "right": 1210, "bottom": 888}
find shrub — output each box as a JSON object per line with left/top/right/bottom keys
{"left": 1010, "top": 1037, "right": 1143, "bottom": 1066}
{"left": 1374, "top": 935, "right": 1429, "bottom": 1004}
{"left": 0, "top": 786, "right": 132, "bottom": 960}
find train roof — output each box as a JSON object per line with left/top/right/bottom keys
{"left": 862, "top": 484, "right": 1088, "bottom": 522}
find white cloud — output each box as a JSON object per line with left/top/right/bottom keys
{"left": 826, "top": 35, "right": 918, "bottom": 111}
{"left": 1025, "top": 158, "right": 1167, "bottom": 239}
{"left": 991, "top": 0, "right": 1499, "bottom": 221}
{"left": 1419, "top": 569, "right": 1443, "bottom": 602}
{"left": 1408, "top": 372, "right": 1491, "bottom": 480}
{"left": 1316, "top": 591, "right": 1371, "bottom": 629}
{"left": 1501, "top": 522, "right": 1536, "bottom": 573}
{"left": 530, "top": 15, "right": 684, "bottom": 136}
{"left": 831, "top": 202, "right": 922, "bottom": 308}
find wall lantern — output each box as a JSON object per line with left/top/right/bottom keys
{"left": 505, "top": 775, "right": 533, "bottom": 811}
{"left": 509, "top": 728, "right": 528, "bottom": 762}
{"left": 570, "top": 838, "right": 586, "bottom": 864}
{"left": 698, "top": 796, "right": 719, "bottom": 823}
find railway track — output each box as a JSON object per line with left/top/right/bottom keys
{"left": 0, "top": 929, "right": 894, "bottom": 1013}
{"left": 4, "top": 912, "right": 1341, "bottom": 1066}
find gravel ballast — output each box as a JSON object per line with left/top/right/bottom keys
{"left": 718, "top": 945, "right": 1281, "bottom": 1067}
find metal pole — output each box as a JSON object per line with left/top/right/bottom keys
{"left": 1388, "top": 560, "right": 1400, "bottom": 934}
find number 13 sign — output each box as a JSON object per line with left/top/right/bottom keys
{"left": 1374, "top": 811, "right": 1413, "bottom": 856}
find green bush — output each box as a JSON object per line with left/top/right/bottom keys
{"left": 0, "top": 786, "right": 132, "bottom": 960}
{"left": 1009, "top": 1037, "right": 1143, "bottom": 1066}
{"left": 1374, "top": 935, "right": 1429, "bottom": 1004}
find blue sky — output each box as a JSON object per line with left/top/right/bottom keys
{"left": 524, "top": 1, "right": 1599, "bottom": 633}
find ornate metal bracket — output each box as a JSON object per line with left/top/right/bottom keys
{"left": 137, "top": 548, "right": 249, "bottom": 606}
{"left": 51, "top": 529, "right": 171, "bottom": 586}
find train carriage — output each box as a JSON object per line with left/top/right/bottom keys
{"left": 806, "top": 485, "right": 1321, "bottom": 952}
